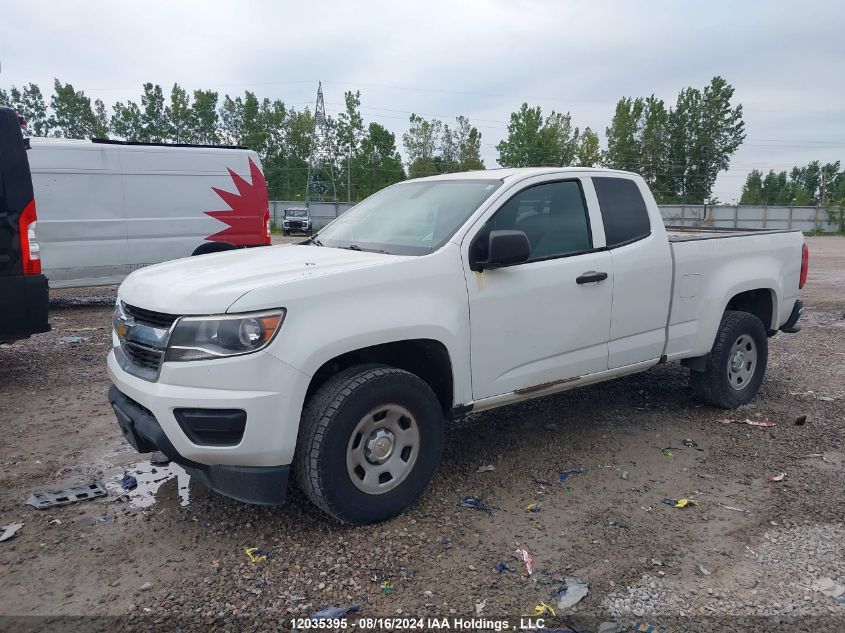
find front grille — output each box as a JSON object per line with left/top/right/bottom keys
{"left": 122, "top": 340, "right": 165, "bottom": 372}
{"left": 124, "top": 304, "right": 179, "bottom": 329}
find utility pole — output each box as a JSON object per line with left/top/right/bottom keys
{"left": 347, "top": 143, "right": 352, "bottom": 202}
{"left": 305, "top": 82, "right": 337, "bottom": 204}
{"left": 820, "top": 170, "right": 827, "bottom": 208}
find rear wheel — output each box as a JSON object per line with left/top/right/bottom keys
{"left": 691, "top": 310, "right": 768, "bottom": 408}
{"left": 294, "top": 365, "right": 444, "bottom": 524}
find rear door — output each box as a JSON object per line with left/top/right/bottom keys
{"left": 464, "top": 176, "right": 613, "bottom": 400}
{"left": 592, "top": 176, "right": 672, "bottom": 368}
{"left": 30, "top": 140, "right": 129, "bottom": 286}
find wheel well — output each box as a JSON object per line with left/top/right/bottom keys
{"left": 306, "top": 340, "right": 454, "bottom": 413}
{"left": 726, "top": 289, "right": 774, "bottom": 329}
{"left": 192, "top": 242, "right": 236, "bottom": 256}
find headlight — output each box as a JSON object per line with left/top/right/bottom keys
{"left": 165, "top": 309, "right": 285, "bottom": 362}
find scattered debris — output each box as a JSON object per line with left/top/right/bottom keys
{"left": 597, "top": 624, "right": 625, "bottom": 633}
{"left": 139, "top": 582, "right": 153, "bottom": 591}
{"left": 475, "top": 598, "right": 487, "bottom": 614}
{"left": 97, "top": 515, "right": 108, "bottom": 522}
{"left": 631, "top": 623, "right": 658, "bottom": 633}
{"left": 120, "top": 472, "right": 138, "bottom": 490}
{"left": 476, "top": 464, "right": 496, "bottom": 473}
{"left": 496, "top": 562, "right": 515, "bottom": 574}
{"left": 554, "top": 576, "right": 589, "bottom": 610}
{"left": 766, "top": 472, "right": 787, "bottom": 482}
{"left": 380, "top": 580, "right": 394, "bottom": 595}
{"left": 531, "top": 476, "right": 552, "bottom": 486}
{"left": 516, "top": 547, "right": 534, "bottom": 576}
{"left": 794, "top": 415, "right": 807, "bottom": 426}
{"left": 525, "top": 502, "right": 542, "bottom": 513}
{"left": 0, "top": 523, "right": 24, "bottom": 543}
{"left": 558, "top": 467, "right": 584, "bottom": 482}
{"left": 744, "top": 418, "right": 776, "bottom": 428}
{"left": 310, "top": 604, "right": 361, "bottom": 620}
{"left": 697, "top": 564, "right": 712, "bottom": 576}
{"left": 621, "top": 471, "right": 630, "bottom": 480}
{"left": 681, "top": 438, "right": 698, "bottom": 448}
{"left": 245, "top": 547, "right": 271, "bottom": 564}
{"left": 662, "top": 498, "right": 698, "bottom": 509}
{"left": 150, "top": 451, "right": 171, "bottom": 465}
{"left": 661, "top": 448, "right": 673, "bottom": 457}
{"left": 812, "top": 577, "right": 845, "bottom": 598}
{"left": 719, "top": 503, "right": 747, "bottom": 513}
{"left": 651, "top": 559, "right": 663, "bottom": 566}
{"left": 25, "top": 481, "right": 107, "bottom": 509}
{"left": 59, "top": 335, "right": 91, "bottom": 344}
{"left": 460, "top": 495, "right": 496, "bottom": 517}
{"left": 530, "top": 602, "right": 556, "bottom": 617}
{"left": 717, "top": 418, "right": 736, "bottom": 424}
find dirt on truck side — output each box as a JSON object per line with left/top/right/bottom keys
{"left": 0, "top": 236, "right": 843, "bottom": 631}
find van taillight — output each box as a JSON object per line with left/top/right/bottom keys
{"left": 264, "top": 210, "right": 271, "bottom": 245}
{"left": 18, "top": 199, "right": 41, "bottom": 275}
{"left": 799, "top": 243, "right": 808, "bottom": 289}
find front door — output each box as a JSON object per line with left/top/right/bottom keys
{"left": 464, "top": 178, "right": 613, "bottom": 400}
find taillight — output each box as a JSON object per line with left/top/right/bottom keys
{"left": 264, "top": 210, "right": 271, "bottom": 245}
{"left": 18, "top": 199, "right": 41, "bottom": 275}
{"left": 799, "top": 243, "right": 808, "bottom": 289}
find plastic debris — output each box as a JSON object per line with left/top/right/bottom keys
{"left": 766, "top": 472, "right": 787, "bottom": 482}
{"left": 812, "top": 577, "right": 845, "bottom": 598}
{"left": 97, "top": 515, "right": 108, "bottom": 522}
{"left": 460, "top": 495, "right": 496, "bottom": 516}
{"left": 525, "top": 502, "right": 542, "bottom": 513}
{"left": 744, "top": 418, "right": 776, "bottom": 428}
{"left": 150, "top": 451, "right": 171, "bottom": 465}
{"left": 621, "top": 471, "right": 630, "bottom": 480}
{"left": 310, "top": 604, "right": 361, "bottom": 620}
{"left": 380, "top": 580, "right": 394, "bottom": 595}
{"left": 59, "top": 335, "right": 91, "bottom": 344}
{"left": 558, "top": 467, "right": 584, "bottom": 482}
{"left": 245, "top": 547, "right": 271, "bottom": 564}
{"left": 681, "top": 438, "right": 698, "bottom": 448}
{"left": 476, "top": 464, "right": 496, "bottom": 473}
{"left": 719, "top": 503, "right": 746, "bottom": 513}
{"left": 120, "top": 472, "right": 138, "bottom": 490}
{"left": 717, "top": 418, "right": 736, "bottom": 424}
{"left": 631, "top": 623, "right": 658, "bottom": 633}
{"left": 516, "top": 547, "right": 534, "bottom": 576}
{"left": 531, "top": 476, "right": 552, "bottom": 486}
{"left": 0, "top": 523, "right": 23, "bottom": 543}
{"left": 662, "top": 498, "right": 698, "bottom": 509}
{"left": 496, "top": 562, "right": 515, "bottom": 574}
{"left": 475, "top": 598, "right": 487, "bottom": 614}
{"left": 697, "top": 565, "right": 711, "bottom": 576}
{"left": 661, "top": 448, "right": 673, "bottom": 457}
{"left": 25, "top": 481, "right": 107, "bottom": 509}
{"left": 554, "top": 576, "right": 589, "bottom": 610}
{"left": 794, "top": 415, "right": 807, "bottom": 426}
{"left": 530, "top": 602, "right": 556, "bottom": 617}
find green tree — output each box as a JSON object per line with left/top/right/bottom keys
{"left": 604, "top": 97, "right": 645, "bottom": 172}
{"left": 190, "top": 89, "right": 219, "bottom": 144}
{"left": 335, "top": 91, "right": 365, "bottom": 199}
{"left": 49, "top": 79, "right": 98, "bottom": 139}
{"left": 92, "top": 99, "right": 109, "bottom": 138}
{"left": 575, "top": 127, "right": 601, "bottom": 167}
{"left": 403, "top": 113, "right": 442, "bottom": 178}
{"left": 496, "top": 103, "right": 579, "bottom": 167}
{"left": 455, "top": 115, "right": 484, "bottom": 170}
{"left": 3, "top": 84, "right": 50, "bottom": 136}
{"left": 354, "top": 122, "right": 405, "bottom": 199}
{"left": 739, "top": 169, "right": 764, "bottom": 204}
{"left": 166, "top": 84, "right": 191, "bottom": 143}
{"left": 111, "top": 100, "right": 143, "bottom": 140}
{"left": 139, "top": 83, "right": 170, "bottom": 142}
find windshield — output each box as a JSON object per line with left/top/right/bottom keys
{"left": 286, "top": 209, "right": 308, "bottom": 218}
{"left": 315, "top": 179, "right": 501, "bottom": 255}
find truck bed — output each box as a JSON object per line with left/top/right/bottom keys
{"left": 665, "top": 225, "right": 802, "bottom": 242}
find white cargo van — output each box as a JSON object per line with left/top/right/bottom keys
{"left": 29, "top": 139, "right": 271, "bottom": 288}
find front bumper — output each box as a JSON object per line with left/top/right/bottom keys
{"left": 108, "top": 386, "right": 289, "bottom": 505}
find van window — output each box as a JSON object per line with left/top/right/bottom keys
{"left": 593, "top": 177, "right": 650, "bottom": 247}
{"left": 472, "top": 180, "right": 591, "bottom": 263}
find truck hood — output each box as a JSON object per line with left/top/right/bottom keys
{"left": 118, "top": 245, "right": 403, "bottom": 314}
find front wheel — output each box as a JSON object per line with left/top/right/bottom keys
{"left": 691, "top": 310, "right": 768, "bottom": 408}
{"left": 294, "top": 365, "right": 444, "bottom": 524}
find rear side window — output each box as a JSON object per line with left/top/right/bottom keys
{"left": 593, "top": 177, "right": 650, "bottom": 248}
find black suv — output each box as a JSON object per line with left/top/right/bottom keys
{"left": 0, "top": 107, "right": 49, "bottom": 343}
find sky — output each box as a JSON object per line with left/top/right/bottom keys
{"left": 1, "top": 0, "right": 843, "bottom": 202}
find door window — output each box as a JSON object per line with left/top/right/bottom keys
{"left": 593, "top": 177, "right": 651, "bottom": 247}
{"left": 472, "top": 180, "right": 592, "bottom": 263}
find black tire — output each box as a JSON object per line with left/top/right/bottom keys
{"left": 282, "top": 229, "right": 290, "bottom": 236}
{"left": 690, "top": 310, "right": 768, "bottom": 408}
{"left": 294, "top": 365, "right": 444, "bottom": 524}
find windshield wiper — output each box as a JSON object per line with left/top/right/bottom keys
{"left": 346, "top": 244, "right": 389, "bottom": 254}
{"left": 304, "top": 237, "right": 323, "bottom": 246}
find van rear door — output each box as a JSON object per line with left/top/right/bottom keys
{"left": 0, "top": 106, "right": 49, "bottom": 341}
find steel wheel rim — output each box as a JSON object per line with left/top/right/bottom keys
{"left": 346, "top": 404, "right": 420, "bottom": 495}
{"left": 727, "top": 334, "right": 758, "bottom": 391}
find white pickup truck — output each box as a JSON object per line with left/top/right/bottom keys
{"left": 107, "top": 168, "right": 807, "bottom": 524}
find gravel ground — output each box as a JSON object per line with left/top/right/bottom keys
{"left": 0, "top": 236, "right": 843, "bottom": 632}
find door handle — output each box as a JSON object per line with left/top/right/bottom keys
{"left": 576, "top": 271, "right": 608, "bottom": 284}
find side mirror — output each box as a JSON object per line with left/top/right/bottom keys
{"left": 476, "top": 230, "right": 532, "bottom": 270}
